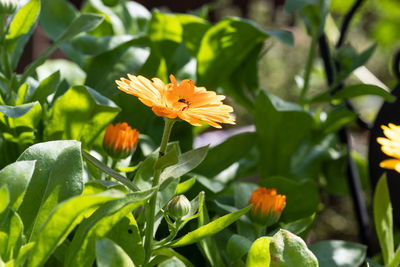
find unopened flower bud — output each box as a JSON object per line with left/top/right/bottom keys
{"left": 103, "top": 122, "right": 139, "bottom": 159}
{"left": 248, "top": 186, "right": 286, "bottom": 227}
{"left": 167, "top": 195, "right": 190, "bottom": 219}
{"left": 0, "top": 0, "right": 18, "bottom": 15}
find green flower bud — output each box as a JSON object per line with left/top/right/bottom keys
{"left": 167, "top": 195, "right": 190, "bottom": 219}
{"left": 0, "top": 0, "right": 18, "bottom": 15}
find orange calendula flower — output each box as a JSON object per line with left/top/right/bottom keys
{"left": 377, "top": 123, "right": 400, "bottom": 173}
{"left": 115, "top": 74, "right": 235, "bottom": 128}
{"left": 248, "top": 186, "right": 286, "bottom": 227}
{"left": 103, "top": 122, "right": 139, "bottom": 159}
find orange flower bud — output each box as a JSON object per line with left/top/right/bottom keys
{"left": 103, "top": 122, "right": 139, "bottom": 159}
{"left": 248, "top": 186, "right": 286, "bottom": 227}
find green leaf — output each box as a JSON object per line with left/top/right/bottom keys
{"left": 17, "top": 141, "right": 84, "bottom": 238}
{"left": 255, "top": 91, "right": 313, "bottom": 178}
{"left": 0, "top": 186, "right": 9, "bottom": 213}
{"left": 27, "top": 191, "right": 122, "bottom": 267}
{"left": 148, "top": 11, "right": 182, "bottom": 63}
{"left": 44, "top": 86, "right": 120, "bottom": 147}
{"left": 160, "top": 146, "right": 208, "bottom": 181}
{"left": 30, "top": 71, "right": 61, "bottom": 104}
{"left": 260, "top": 176, "right": 319, "bottom": 222}
{"left": 0, "top": 161, "right": 35, "bottom": 210}
{"left": 195, "top": 133, "right": 256, "bottom": 177}
{"left": 14, "top": 242, "right": 35, "bottom": 267}
{"left": 159, "top": 257, "right": 186, "bottom": 267}
{"left": 227, "top": 234, "right": 252, "bottom": 262}
{"left": 176, "top": 14, "right": 211, "bottom": 56}
{"left": 65, "top": 189, "right": 155, "bottom": 267}
{"left": 269, "top": 229, "right": 318, "bottom": 267}
{"left": 175, "top": 177, "right": 196, "bottom": 194}
{"left": 197, "top": 17, "right": 269, "bottom": 89}
{"left": 0, "top": 103, "right": 37, "bottom": 118}
{"left": 85, "top": 36, "right": 149, "bottom": 98}
{"left": 152, "top": 248, "right": 194, "bottom": 267}
{"left": 333, "top": 84, "right": 395, "bottom": 102}
{"left": 20, "top": 13, "right": 104, "bottom": 84}
{"left": 171, "top": 205, "right": 251, "bottom": 247}
{"left": 155, "top": 148, "right": 179, "bottom": 170}
{"left": 282, "top": 214, "right": 315, "bottom": 236}
{"left": 16, "top": 83, "right": 29, "bottom": 105}
{"left": 373, "top": 175, "right": 394, "bottom": 265}
{"left": 246, "top": 237, "right": 271, "bottom": 267}
{"left": 320, "top": 105, "right": 357, "bottom": 135}
{"left": 96, "top": 238, "right": 135, "bottom": 267}
{"left": 6, "top": 0, "right": 41, "bottom": 50}
{"left": 83, "top": 151, "right": 140, "bottom": 192}
{"left": 284, "top": 0, "right": 319, "bottom": 13}
{"left": 40, "top": 0, "right": 78, "bottom": 40}
{"left": 309, "top": 240, "right": 367, "bottom": 267}
{"left": 0, "top": 208, "right": 24, "bottom": 262}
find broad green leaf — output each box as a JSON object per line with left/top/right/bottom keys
{"left": 17, "top": 141, "right": 84, "bottom": 238}
{"left": 148, "top": 11, "right": 182, "bottom": 64}
{"left": 44, "top": 86, "right": 120, "bottom": 147}
{"left": 83, "top": 180, "right": 127, "bottom": 195}
{"left": 197, "top": 17, "right": 269, "bottom": 89}
{"left": 6, "top": 0, "right": 41, "bottom": 50}
{"left": 0, "top": 208, "right": 24, "bottom": 262}
{"left": 152, "top": 248, "right": 194, "bottom": 267}
{"left": 284, "top": 0, "right": 319, "bottom": 13}
{"left": 0, "top": 186, "right": 9, "bottom": 213}
{"left": 171, "top": 205, "right": 251, "bottom": 247}
{"left": 255, "top": 91, "right": 313, "bottom": 178}
{"left": 320, "top": 105, "right": 357, "bottom": 135}
{"left": 0, "top": 161, "right": 35, "bottom": 210}
{"left": 269, "top": 229, "right": 318, "bottom": 267}
{"left": 227, "top": 234, "right": 252, "bottom": 262}
{"left": 282, "top": 214, "right": 315, "bottom": 236}
{"left": 36, "top": 59, "right": 86, "bottom": 90}
{"left": 373, "top": 175, "right": 394, "bottom": 265}
{"left": 70, "top": 34, "right": 134, "bottom": 56}
{"left": 335, "top": 44, "right": 377, "bottom": 83}
{"left": 195, "top": 133, "right": 256, "bottom": 177}
{"left": 16, "top": 83, "right": 29, "bottom": 105}
{"left": 10, "top": 102, "right": 42, "bottom": 131}
{"left": 40, "top": 0, "right": 78, "bottom": 40}
{"left": 0, "top": 103, "right": 37, "bottom": 118}
{"left": 133, "top": 151, "right": 158, "bottom": 190}
{"left": 14, "top": 242, "right": 35, "bottom": 267}
{"left": 160, "top": 146, "right": 208, "bottom": 181}
{"left": 309, "top": 240, "right": 367, "bottom": 267}
{"left": 85, "top": 37, "right": 149, "bottom": 97}
{"left": 260, "top": 176, "right": 319, "bottom": 222}
{"left": 155, "top": 148, "right": 179, "bottom": 171}
{"left": 20, "top": 14, "right": 104, "bottom": 84}
{"left": 96, "top": 238, "right": 134, "bottom": 267}
{"left": 82, "top": 152, "right": 139, "bottom": 192}
{"left": 28, "top": 143, "right": 85, "bottom": 241}
{"left": 65, "top": 189, "right": 155, "bottom": 267}
{"left": 83, "top": 0, "right": 125, "bottom": 35}
{"left": 176, "top": 177, "right": 196, "bottom": 194}
{"left": 246, "top": 237, "right": 271, "bottom": 267}
{"left": 30, "top": 71, "right": 61, "bottom": 104}
{"left": 27, "top": 191, "right": 122, "bottom": 267}
{"left": 176, "top": 14, "right": 211, "bottom": 56}
{"left": 333, "top": 84, "right": 395, "bottom": 102}
{"left": 159, "top": 257, "right": 186, "bottom": 267}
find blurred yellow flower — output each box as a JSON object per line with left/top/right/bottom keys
{"left": 377, "top": 123, "right": 400, "bottom": 173}
{"left": 103, "top": 122, "right": 139, "bottom": 159}
{"left": 115, "top": 74, "right": 235, "bottom": 128}
{"left": 248, "top": 186, "right": 286, "bottom": 227}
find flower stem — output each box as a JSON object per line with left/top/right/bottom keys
{"left": 143, "top": 118, "right": 175, "bottom": 264}
{"left": 299, "top": 29, "right": 318, "bottom": 107}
